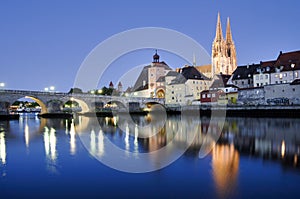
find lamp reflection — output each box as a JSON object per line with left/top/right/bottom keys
{"left": 0, "top": 132, "right": 6, "bottom": 165}
{"left": 90, "top": 129, "right": 96, "bottom": 155}
{"left": 281, "top": 140, "right": 286, "bottom": 158}
{"left": 98, "top": 129, "right": 104, "bottom": 157}
{"left": 89, "top": 128, "right": 105, "bottom": 157}
{"left": 24, "top": 122, "right": 29, "bottom": 148}
{"left": 134, "top": 124, "right": 138, "bottom": 153}
{"left": 70, "top": 119, "right": 76, "bottom": 155}
{"left": 125, "top": 124, "right": 130, "bottom": 153}
{"left": 212, "top": 144, "right": 239, "bottom": 199}
{"left": 44, "top": 127, "right": 57, "bottom": 161}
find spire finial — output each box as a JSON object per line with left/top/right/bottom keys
{"left": 226, "top": 17, "right": 233, "bottom": 43}
{"left": 215, "top": 12, "right": 223, "bottom": 42}
{"left": 193, "top": 53, "right": 196, "bottom": 66}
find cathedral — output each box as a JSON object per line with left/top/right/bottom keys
{"left": 211, "top": 13, "right": 237, "bottom": 76}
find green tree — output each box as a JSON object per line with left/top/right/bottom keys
{"left": 68, "top": 87, "right": 83, "bottom": 94}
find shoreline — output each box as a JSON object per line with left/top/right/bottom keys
{"left": 2, "top": 105, "right": 300, "bottom": 120}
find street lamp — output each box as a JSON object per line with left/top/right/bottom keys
{"left": 0, "top": 82, "right": 5, "bottom": 89}
{"left": 49, "top": 86, "right": 55, "bottom": 91}
{"left": 291, "top": 63, "right": 295, "bottom": 81}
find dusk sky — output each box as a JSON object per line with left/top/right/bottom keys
{"left": 1, "top": 0, "right": 300, "bottom": 92}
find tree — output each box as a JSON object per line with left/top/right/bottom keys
{"left": 68, "top": 88, "right": 83, "bottom": 94}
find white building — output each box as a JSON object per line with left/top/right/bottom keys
{"left": 165, "top": 66, "right": 210, "bottom": 105}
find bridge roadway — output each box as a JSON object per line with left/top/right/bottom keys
{"left": 0, "top": 89, "right": 164, "bottom": 114}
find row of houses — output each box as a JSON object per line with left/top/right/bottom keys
{"left": 127, "top": 50, "right": 300, "bottom": 106}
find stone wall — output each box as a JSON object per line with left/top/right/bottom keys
{"left": 237, "top": 87, "right": 264, "bottom": 105}
{"left": 264, "top": 83, "right": 300, "bottom": 105}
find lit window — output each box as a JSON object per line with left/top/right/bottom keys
{"left": 284, "top": 73, "right": 287, "bottom": 77}
{"left": 207, "top": 94, "right": 211, "bottom": 98}
{"left": 279, "top": 73, "right": 283, "bottom": 79}
{"left": 295, "top": 72, "right": 298, "bottom": 78}
{"left": 202, "top": 94, "right": 206, "bottom": 98}
{"left": 275, "top": 74, "right": 278, "bottom": 78}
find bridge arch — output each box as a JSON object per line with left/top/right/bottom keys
{"left": 25, "top": 96, "right": 47, "bottom": 114}
{"left": 68, "top": 97, "right": 90, "bottom": 113}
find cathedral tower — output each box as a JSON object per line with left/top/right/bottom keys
{"left": 212, "top": 13, "right": 237, "bottom": 76}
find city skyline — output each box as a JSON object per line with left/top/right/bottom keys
{"left": 1, "top": 1, "right": 300, "bottom": 91}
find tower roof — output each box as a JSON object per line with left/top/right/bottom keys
{"left": 214, "top": 12, "right": 224, "bottom": 42}
{"left": 153, "top": 50, "right": 160, "bottom": 62}
{"left": 226, "top": 17, "right": 233, "bottom": 44}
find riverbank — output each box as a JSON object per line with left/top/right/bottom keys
{"left": 0, "top": 114, "right": 20, "bottom": 120}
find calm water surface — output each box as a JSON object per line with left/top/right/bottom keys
{"left": 1, "top": 113, "right": 300, "bottom": 198}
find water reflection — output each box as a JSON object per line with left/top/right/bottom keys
{"left": 212, "top": 144, "right": 239, "bottom": 199}
{"left": 69, "top": 119, "right": 76, "bottom": 155}
{"left": 0, "top": 131, "right": 6, "bottom": 165}
{"left": 43, "top": 126, "right": 57, "bottom": 173}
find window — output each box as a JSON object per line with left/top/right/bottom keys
{"left": 212, "top": 93, "right": 216, "bottom": 97}
{"left": 207, "top": 94, "right": 211, "bottom": 98}
{"left": 202, "top": 94, "right": 206, "bottom": 98}
{"left": 275, "top": 74, "right": 278, "bottom": 78}
{"left": 255, "top": 76, "right": 259, "bottom": 80}
{"left": 265, "top": 75, "right": 268, "bottom": 79}
{"left": 260, "top": 75, "right": 263, "bottom": 80}
{"left": 284, "top": 73, "right": 287, "bottom": 77}
{"left": 279, "top": 73, "right": 283, "bottom": 79}
{"left": 171, "top": 91, "right": 174, "bottom": 94}
{"left": 242, "top": 81, "right": 244, "bottom": 85}
{"left": 293, "top": 88, "right": 296, "bottom": 92}
{"left": 296, "top": 72, "right": 299, "bottom": 78}
{"left": 172, "top": 97, "right": 174, "bottom": 100}
{"left": 257, "top": 83, "right": 259, "bottom": 87}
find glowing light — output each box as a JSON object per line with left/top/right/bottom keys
{"left": 125, "top": 124, "right": 130, "bottom": 152}
{"left": 0, "top": 132, "right": 6, "bottom": 164}
{"left": 134, "top": 124, "right": 139, "bottom": 154}
{"left": 281, "top": 140, "right": 286, "bottom": 158}
{"left": 90, "top": 129, "right": 96, "bottom": 155}
{"left": 44, "top": 87, "right": 49, "bottom": 92}
{"left": 44, "top": 127, "right": 50, "bottom": 157}
{"left": 98, "top": 129, "right": 104, "bottom": 157}
{"left": 49, "top": 128, "right": 57, "bottom": 161}
{"left": 24, "top": 123, "right": 30, "bottom": 148}
{"left": 49, "top": 86, "right": 55, "bottom": 91}
{"left": 69, "top": 119, "right": 76, "bottom": 155}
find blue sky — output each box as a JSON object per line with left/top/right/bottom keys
{"left": 1, "top": 0, "right": 300, "bottom": 92}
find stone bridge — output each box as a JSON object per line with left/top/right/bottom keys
{"left": 0, "top": 90, "right": 165, "bottom": 114}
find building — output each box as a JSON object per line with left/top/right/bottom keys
{"left": 229, "top": 64, "right": 260, "bottom": 88}
{"left": 211, "top": 13, "right": 237, "bottom": 76}
{"left": 253, "top": 61, "right": 275, "bottom": 87}
{"left": 131, "top": 51, "right": 172, "bottom": 98}
{"left": 270, "top": 50, "right": 300, "bottom": 85}
{"left": 166, "top": 66, "right": 210, "bottom": 105}
{"left": 253, "top": 50, "right": 300, "bottom": 87}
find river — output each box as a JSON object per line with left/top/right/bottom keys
{"left": 0, "top": 113, "right": 300, "bottom": 198}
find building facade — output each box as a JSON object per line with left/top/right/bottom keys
{"left": 211, "top": 13, "right": 237, "bottom": 76}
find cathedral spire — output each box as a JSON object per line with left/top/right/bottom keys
{"left": 226, "top": 17, "right": 233, "bottom": 44}
{"left": 214, "top": 12, "right": 223, "bottom": 42}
